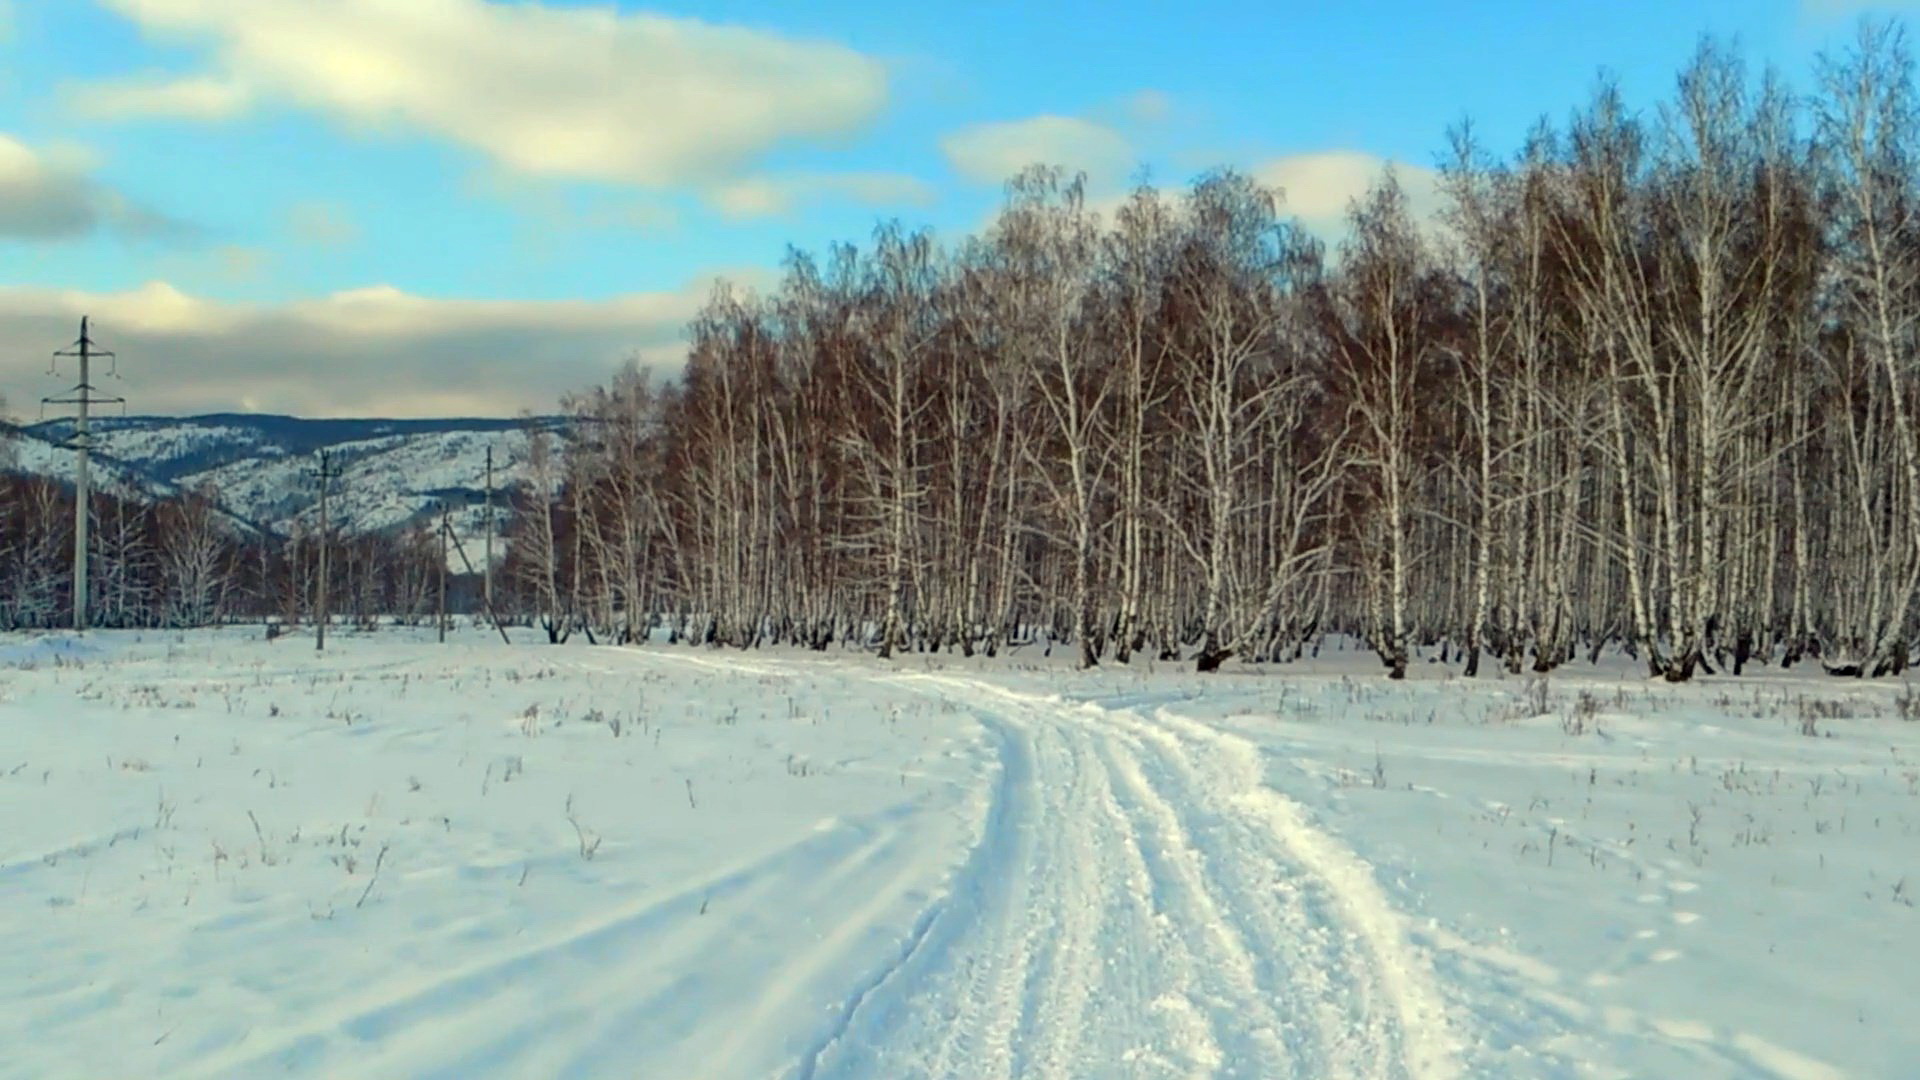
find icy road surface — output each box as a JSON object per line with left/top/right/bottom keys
{"left": 4, "top": 630, "right": 1915, "bottom": 1078}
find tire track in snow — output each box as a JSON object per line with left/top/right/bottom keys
{"left": 1098, "top": 706, "right": 1408, "bottom": 1075}
{"left": 180, "top": 793, "right": 939, "bottom": 1080}
{"left": 795, "top": 694, "right": 1040, "bottom": 1080}
{"left": 1080, "top": 734, "right": 1230, "bottom": 1077}
{"left": 1085, "top": 732, "right": 1297, "bottom": 1075}
{"left": 800, "top": 679, "right": 1127, "bottom": 1080}
{"left": 805, "top": 671, "right": 1462, "bottom": 1079}
{"left": 1126, "top": 703, "right": 1464, "bottom": 1079}
{"left": 563, "top": 650, "right": 1464, "bottom": 1078}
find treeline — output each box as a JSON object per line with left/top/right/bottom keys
{"left": 507, "top": 26, "right": 1920, "bottom": 680}
{"left": 0, "top": 471, "right": 459, "bottom": 631}
{"left": 13, "top": 29, "right": 1919, "bottom": 681}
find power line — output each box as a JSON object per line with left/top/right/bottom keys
{"left": 42, "top": 316, "right": 125, "bottom": 633}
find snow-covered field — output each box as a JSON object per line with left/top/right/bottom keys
{"left": 3, "top": 630, "right": 1915, "bottom": 1079}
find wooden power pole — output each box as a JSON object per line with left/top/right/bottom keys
{"left": 438, "top": 502, "right": 450, "bottom": 643}
{"left": 443, "top": 502, "right": 512, "bottom": 645}
{"left": 313, "top": 450, "right": 336, "bottom": 651}
{"left": 483, "top": 445, "right": 494, "bottom": 615}
{"left": 44, "top": 317, "right": 123, "bottom": 633}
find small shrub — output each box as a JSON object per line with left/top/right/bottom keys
{"left": 1563, "top": 690, "right": 1600, "bottom": 736}
{"left": 1897, "top": 683, "right": 1920, "bottom": 722}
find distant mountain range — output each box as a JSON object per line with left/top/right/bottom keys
{"left": 1, "top": 413, "right": 568, "bottom": 550}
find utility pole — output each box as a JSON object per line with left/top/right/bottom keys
{"left": 443, "top": 507, "right": 512, "bottom": 645}
{"left": 483, "top": 445, "right": 494, "bottom": 615}
{"left": 437, "top": 502, "right": 449, "bottom": 644}
{"left": 313, "top": 450, "right": 336, "bottom": 651}
{"left": 43, "top": 317, "right": 123, "bottom": 633}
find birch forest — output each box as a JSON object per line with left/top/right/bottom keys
{"left": 496, "top": 28, "right": 1920, "bottom": 681}
{"left": 16, "top": 30, "right": 1920, "bottom": 683}
{"left": 0, "top": 469, "right": 455, "bottom": 634}
{"left": 0, "top": 419, "right": 457, "bottom": 634}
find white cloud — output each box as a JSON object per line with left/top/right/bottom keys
{"left": 1251, "top": 150, "right": 1441, "bottom": 239}
{"left": 0, "top": 136, "right": 96, "bottom": 239}
{"left": 1122, "top": 90, "right": 1174, "bottom": 126}
{"left": 66, "top": 74, "right": 251, "bottom": 121}
{"left": 0, "top": 132, "right": 196, "bottom": 242}
{"left": 286, "top": 200, "right": 361, "bottom": 247}
{"left": 586, "top": 202, "right": 682, "bottom": 232}
{"left": 214, "top": 244, "right": 269, "bottom": 279}
{"left": 941, "top": 115, "right": 1134, "bottom": 186}
{"left": 706, "top": 171, "right": 936, "bottom": 219}
{"left": 462, "top": 170, "right": 683, "bottom": 237}
{"left": 79, "top": 0, "right": 891, "bottom": 189}
{"left": 0, "top": 274, "right": 754, "bottom": 417}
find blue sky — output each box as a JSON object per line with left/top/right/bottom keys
{"left": 0, "top": 0, "right": 1908, "bottom": 415}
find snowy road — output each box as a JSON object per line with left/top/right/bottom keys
{"left": 810, "top": 674, "right": 1460, "bottom": 1080}
{"left": 612, "top": 652, "right": 1463, "bottom": 1079}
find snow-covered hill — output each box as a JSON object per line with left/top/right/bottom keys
{"left": 181, "top": 423, "right": 552, "bottom": 555}
{"left": 3, "top": 414, "right": 568, "bottom": 550}
{"left": 1, "top": 423, "right": 186, "bottom": 502}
